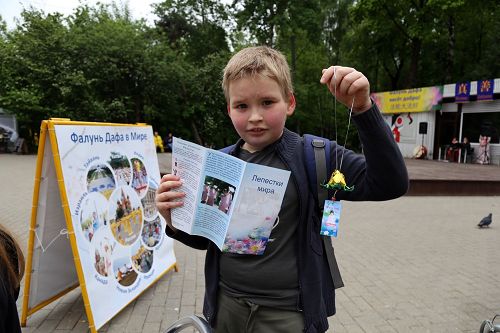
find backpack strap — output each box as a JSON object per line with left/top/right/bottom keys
{"left": 303, "top": 134, "right": 344, "bottom": 289}
{"left": 303, "top": 134, "right": 331, "bottom": 209}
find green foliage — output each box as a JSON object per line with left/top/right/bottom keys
{"left": 345, "top": 0, "right": 500, "bottom": 89}
{"left": 0, "top": 0, "right": 499, "bottom": 151}
{"left": 152, "top": 0, "right": 232, "bottom": 145}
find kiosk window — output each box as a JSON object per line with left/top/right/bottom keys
{"left": 462, "top": 112, "right": 500, "bottom": 144}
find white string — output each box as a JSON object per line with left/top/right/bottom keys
{"left": 33, "top": 228, "right": 70, "bottom": 253}
{"left": 333, "top": 67, "right": 338, "bottom": 171}
{"left": 339, "top": 97, "right": 355, "bottom": 171}
{"left": 332, "top": 66, "right": 355, "bottom": 172}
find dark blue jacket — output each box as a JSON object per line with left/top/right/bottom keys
{"left": 165, "top": 104, "right": 409, "bottom": 332}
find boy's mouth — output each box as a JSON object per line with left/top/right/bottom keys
{"left": 248, "top": 128, "right": 266, "bottom": 133}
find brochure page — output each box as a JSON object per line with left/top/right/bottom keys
{"left": 223, "top": 163, "right": 290, "bottom": 255}
{"left": 191, "top": 149, "right": 246, "bottom": 247}
{"left": 170, "top": 138, "right": 290, "bottom": 254}
{"left": 170, "top": 137, "right": 207, "bottom": 233}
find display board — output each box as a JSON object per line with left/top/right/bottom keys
{"left": 21, "top": 119, "right": 177, "bottom": 332}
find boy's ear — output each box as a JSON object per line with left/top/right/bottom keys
{"left": 227, "top": 104, "right": 231, "bottom": 115}
{"left": 287, "top": 93, "right": 296, "bottom": 116}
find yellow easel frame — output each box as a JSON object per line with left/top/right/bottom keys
{"left": 21, "top": 119, "right": 178, "bottom": 332}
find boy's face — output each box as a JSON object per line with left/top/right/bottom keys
{"left": 227, "top": 75, "right": 295, "bottom": 153}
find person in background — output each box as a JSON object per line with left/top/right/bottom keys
{"left": 154, "top": 131, "right": 164, "bottom": 153}
{"left": 461, "top": 137, "right": 474, "bottom": 163}
{"left": 165, "top": 132, "right": 173, "bottom": 152}
{"left": 477, "top": 135, "right": 491, "bottom": 165}
{"left": 33, "top": 132, "right": 39, "bottom": 152}
{"left": 0, "top": 225, "right": 25, "bottom": 333}
{"left": 446, "top": 137, "right": 461, "bottom": 162}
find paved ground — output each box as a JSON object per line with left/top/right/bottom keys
{"left": 2, "top": 153, "right": 500, "bottom": 332}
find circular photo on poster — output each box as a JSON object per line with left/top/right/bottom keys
{"left": 130, "top": 158, "right": 148, "bottom": 197}
{"left": 90, "top": 232, "right": 115, "bottom": 278}
{"left": 141, "top": 216, "right": 162, "bottom": 248}
{"left": 131, "top": 242, "right": 154, "bottom": 274}
{"left": 113, "top": 246, "right": 137, "bottom": 287}
{"left": 79, "top": 192, "right": 108, "bottom": 243}
{"left": 108, "top": 186, "right": 144, "bottom": 246}
{"left": 107, "top": 151, "right": 131, "bottom": 186}
{"left": 87, "top": 163, "right": 116, "bottom": 199}
{"left": 141, "top": 180, "right": 158, "bottom": 219}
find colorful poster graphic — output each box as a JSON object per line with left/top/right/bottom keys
{"left": 54, "top": 125, "right": 175, "bottom": 330}
{"left": 371, "top": 86, "right": 443, "bottom": 114}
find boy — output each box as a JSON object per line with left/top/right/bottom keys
{"left": 156, "top": 46, "right": 408, "bottom": 332}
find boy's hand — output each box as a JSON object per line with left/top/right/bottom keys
{"left": 155, "top": 174, "right": 185, "bottom": 232}
{"left": 320, "top": 66, "right": 372, "bottom": 113}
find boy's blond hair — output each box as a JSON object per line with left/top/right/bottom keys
{"left": 222, "top": 46, "right": 293, "bottom": 102}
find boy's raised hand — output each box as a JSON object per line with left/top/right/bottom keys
{"left": 155, "top": 174, "right": 185, "bottom": 232}
{"left": 320, "top": 66, "right": 372, "bottom": 113}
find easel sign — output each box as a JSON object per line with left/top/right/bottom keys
{"left": 21, "top": 119, "right": 177, "bottom": 332}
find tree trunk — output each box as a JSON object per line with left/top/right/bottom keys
{"left": 445, "top": 15, "right": 455, "bottom": 83}
{"left": 407, "top": 38, "right": 421, "bottom": 87}
{"left": 191, "top": 120, "right": 203, "bottom": 145}
{"left": 135, "top": 94, "right": 142, "bottom": 123}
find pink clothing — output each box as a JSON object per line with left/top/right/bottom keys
{"left": 201, "top": 185, "right": 209, "bottom": 203}
{"left": 218, "top": 193, "right": 232, "bottom": 213}
{"left": 207, "top": 188, "right": 216, "bottom": 206}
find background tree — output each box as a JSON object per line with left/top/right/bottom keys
{"left": 0, "top": 0, "right": 499, "bottom": 151}
{"left": 153, "top": 0, "right": 233, "bottom": 146}
{"left": 0, "top": 9, "right": 73, "bottom": 145}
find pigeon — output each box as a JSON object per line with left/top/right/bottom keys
{"left": 478, "top": 213, "right": 492, "bottom": 228}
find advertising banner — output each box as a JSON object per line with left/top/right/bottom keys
{"left": 371, "top": 86, "right": 443, "bottom": 114}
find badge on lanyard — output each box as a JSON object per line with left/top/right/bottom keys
{"left": 320, "top": 200, "right": 342, "bottom": 237}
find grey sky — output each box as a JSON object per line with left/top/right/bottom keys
{"left": 0, "top": 0, "right": 162, "bottom": 29}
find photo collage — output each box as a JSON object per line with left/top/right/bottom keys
{"left": 80, "top": 151, "right": 163, "bottom": 287}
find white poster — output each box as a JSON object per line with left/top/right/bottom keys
{"left": 53, "top": 125, "right": 176, "bottom": 330}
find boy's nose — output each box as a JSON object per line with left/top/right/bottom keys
{"left": 248, "top": 108, "right": 264, "bottom": 122}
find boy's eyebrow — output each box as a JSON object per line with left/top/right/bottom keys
{"left": 260, "top": 95, "right": 280, "bottom": 100}
{"left": 230, "top": 98, "right": 246, "bottom": 105}
{"left": 231, "top": 94, "right": 280, "bottom": 103}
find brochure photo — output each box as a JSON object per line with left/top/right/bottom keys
{"left": 170, "top": 138, "right": 291, "bottom": 255}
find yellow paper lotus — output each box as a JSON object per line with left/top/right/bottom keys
{"left": 321, "top": 170, "right": 354, "bottom": 192}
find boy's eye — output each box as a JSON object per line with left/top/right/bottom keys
{"left": 235, "top": 103, "right": 247, "bottom": 109}
{"left": 263, "top": 100, "right": 274, "bottom": 106}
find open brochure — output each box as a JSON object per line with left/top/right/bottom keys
{"left": 170, "top": 137, "right": 290, "bottom": 255}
